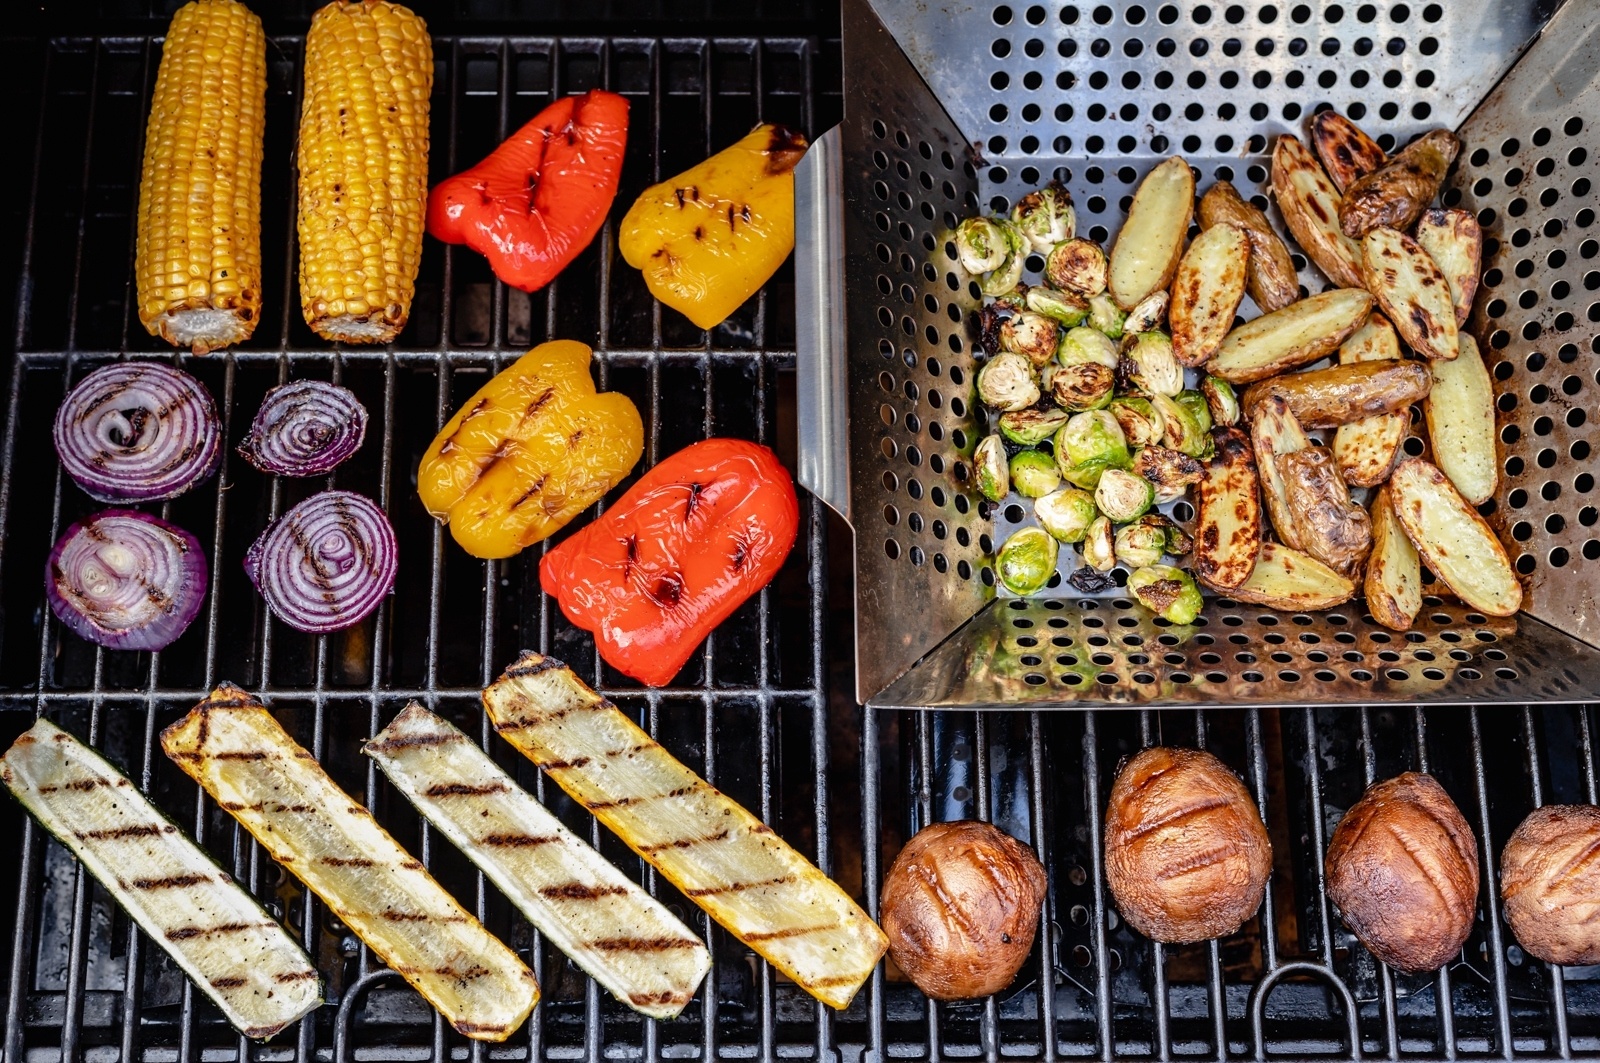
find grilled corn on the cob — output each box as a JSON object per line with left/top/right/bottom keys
{"left": 297, "top": 1, "right": 432, "bottom": 343}
{"left": 135, "top": 0, "right": 266, "bottom": 354}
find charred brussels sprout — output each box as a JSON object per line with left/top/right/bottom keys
{"left": 1175, "top": 390, "right": 1214, "bottom": 436}
{"left": 1000, "top": 311, "right": 1061, "bottom": 367}
{"left": 1124, "top": 332, "right": 1184, "bottom": 397}
{"left": 1135, "top": 513, "right": 1193, "bottom": 556}
{"left": 980, "top": 221, "right": 1028, "bottom": 297}
{"left": 1081, "top": 516, "right": 1117, "bottom": 572}
{"left": 1045, "top": 238, "right": 1109, "bottom": 296}
{"left": 1025, "top": 285, "right": 1090, "bottom": 326}
{"left": 1115, "top": 520, "right": 1168, "bottom": 568}
{"left": 1055, "top": 410, "right": 1132, "bottom": 490}
{"left": 1035, "top": 487, "right": 1099, "bottom": 544}
{"left": 1087, "top": 292, "right": 1127, "bottom": 340}
{"left": 1125, "top": 290, "right": 1170, "bottom": 335}
{"left": 1011, "top": 184, "right": 1076, "bottom": 254}
{"left": 1201, "top": 375, "right": 1241, "bottom": 427}
{"left": 999, "top": 406, "right": 1070, "bottom": 446}
{"left": 1049, "top": 363, "right": 1116, "bottom": 412}
{"left": 1009, "top": 450, "right": 1062, "bottom": 499}
{"left": 1133, "top": 445, "right": 1206, "bottom": 504}
{"left": 1108, "top": 397, "right": 1166, "bottom": 448}
{"left": 1128, "top": 564, "right": 1204, "bottom": 624}
{"left": 997, "top": 526, "right": 1059, "bottom": 596}
{"left": 977, "top": 352, "right": 1040, "bottom": 412}
{"left": 975, "top": 434, "right": 1010, "bottom": 502}
{"left": 955, "top": 217, "right": 1009, "bottom": 274}
{"left": 1095, "top": 468, "right": 1155, "bottom": 523}
{"left": 1152, "top": 392, "right": 1208, "bottom": 458}
{"left": 1057, "top": 325, "right": 1121, "bottom": 370}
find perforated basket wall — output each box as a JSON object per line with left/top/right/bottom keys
{"left": 795, "top": 0, "right": 1600, "bottom": 707}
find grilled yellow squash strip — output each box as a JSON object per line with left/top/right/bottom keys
{"left": 365, "top": 704, "right": 710, "bottom": 1019}
{"left": 2, "top": 718, "right": 320, "bottom": 1040}
{"left": 483, "top": 654, "right": 887, "bottom": 1010}
{"left": 162, "top": 686, "right": 538, "bottom": 1041}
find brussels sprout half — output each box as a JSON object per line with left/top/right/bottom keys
{"left": 1010, "top": 183, "right": 1076, "bottom": 253}
{"left": 1114, "top": 520, "right": 1168, "bottom": 568}
{"left": 1201, "top": 375, "right": 1241, "bottom": 426}
{"left": 1095, "top": 468, "right": 1155, "bottom": 523}
{"left": 1087, "top": 292, "right": 1126, "bottom": 340}
{"left": 979, "top": 220, "right": 1028, "bottom": 297}
{"left": 1151, "top": 392, "right": 1209, "bottom": 458}
{"left": 1057, "top": 326, "right": 1120, "bottom": 369}
{"left": 1045, "top": 238, "right": 1109, "bottom": 296}
{"left": 1025, "top": 285, "right": 1090, "bottom": 326}
{"left": 999, "top": 406, "right": 1071, "bottom": 446}
{"left": 1123, "top": 331, "right": 1184, "bottom": 397}
{"left": 1000, "top": 311, "right": 1061, "bottom": 367}
{"left": 1055, "top": 409, "right": 1131, "bottom": 489}
{"left": 977, "top": 352, "right": 1041, "bottom": 412}
{"left": 1035, "top": 487, "right": 1098, "bottom": 543}
{"left": 1175, "top": 389, "right": 1214, "bottom": 436}
{"left": 1125, "top": 289, "right": 1170, "bottom": 335}
{"left": 975, "top": 434, "right": 1010, "bottom": 502}
{"left": 1128, "top": 564, "right": 1204, "bottom": 624}
{"left": 997, "top": 526, "right": 1059, "bottom": 596}
{"left": 1009, "top": 449, "right": 1063, "bottom": 499}
{"left": 1081, "top": 515, "right": 1117, "bottom": 572}
{"left": 1049, "top": 363, "right": 1116, "bottom": 412}
{"left": 1107, "top": 396, "right": 1166, "bottom": 448}
{"left": 955, "top": 217, "right": 1009, "bottom": 274}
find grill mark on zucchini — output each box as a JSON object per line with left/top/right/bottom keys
{"left": 76, "top": 824, "right": 175, "bottom": 841}
{"left": 209, "top": 976, "right": 249, "bottom": 989}
{"left": 425, "top": 781, "right": 509, "bottom": 797}
{"left": 540, "top": 883, "right": 630, "bottom": 900}
{"left": 166, "top": 921, "right": 270, "bottom": 941}
{"left": 637, "top": 829, "right": 730, "bottom": 853}
{"left": 38, "top": 776, "right": 126, "bottom": 793}
{"left": 367, "top": 730, "right": 465, "bottom": 753}
{"left": 482, "top": 833, "right": 561, "bottom": 848}
{"left": 590, "top": 937, "right": 702, "bottom": 952}
{"left": 126, "top": 873, "right": 215, "bottom": 890}
{"left": 274, "top": 969, "right": 319, "bottom": 983}
{"left": 320, "top": 856, "right": 376, "bottom": 868}
{"left": 741, "top": 922, "right": 840, "bottom": 942}
{"left": 683, "top": 874, "right": 796, "bottom": 898}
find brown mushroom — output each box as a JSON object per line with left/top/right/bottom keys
{"left": 1501, "top": 804, "right": 1600, "bottom": 966}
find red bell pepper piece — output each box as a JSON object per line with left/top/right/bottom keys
{"left": 427, "top": 90, "right": 629, "bottom": 292}
{"left": 540, "top": 438, "right": 800, "bottom": 687}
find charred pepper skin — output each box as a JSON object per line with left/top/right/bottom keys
{"left": 427, "top": 91, "right": 629, "bottom": 293}
{"left": 540, "top": 438, "right": 800, "bottom": 687}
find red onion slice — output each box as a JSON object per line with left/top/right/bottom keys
{"left": 46, "top": 510, "right": 208, "bottom": 652}
{"left": 238, "top": 380, "right": 368, "bottom": 477}
{"left": 53, "top": 362, "right": 222, "bottom": 503}
{"left": 245, "top": 491, "right": 397, "bottom": 633}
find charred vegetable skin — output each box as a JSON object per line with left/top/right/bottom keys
{"left": 1501, "top": 805, "right": 1600, "bottom": 967}
{"left": 245, "top": 491, "right": 396, "bottom": 633}
{"left": 540, "top": 439, "right": 799, "bottom": 687}
{"left": 418, "top": 341, "right": 644, "bottom": 558}
{"left": 880, "top": 822, "right": 1047, "bottom": 1001}
{"left": 237, "top": 380, "right": 367, "bottom": 477}
{"left": 429, "top": 91, "right": 628, "bottom": 294}
{"left": 620, "top": 124, "right": 807, "bottom": 330}
{"left": 1105, "top": 747, "right": 1272, "bottom": 944}
{"left": 1325, "top": 772, "right": 1479, "bottom": 974}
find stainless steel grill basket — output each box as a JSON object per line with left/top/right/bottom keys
{"left": 796, "top": 0, "right": 1600, "bottom": 709}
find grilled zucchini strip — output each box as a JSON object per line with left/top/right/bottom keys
{"left": 483, "top": 654, "right": 888, "bottom": 1010}
{"left": 2, "top": 718, "right": 320, "bottom": 1040}
{"left": 162, "top": 686, "right": 539, "bottom": 1042}
{"left": 365, "top": 704, "right": 710, "bottom": 1020}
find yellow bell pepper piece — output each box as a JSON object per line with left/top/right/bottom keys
{"left": 619, "top": 124, "right": 808, "bottom": 330}
{"left": 418, "top": 340, "right": 643, "bottom": 559}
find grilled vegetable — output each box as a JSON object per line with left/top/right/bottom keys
{"left": 297, "top": 0, "right": 432, "bottom": 343}
{"left": 1271, "top": 134, "right": 1364, "bottom": 289}
{"left": 1388, "top": 458, "right": 1521, "bottom": 617}
{"left": 998, "top": 526, "right": 1059, "bottom": 595}
{"left": 1123, "top": 331, "right": 1183, "bottom": 396}
{"left": 1209, "top": 288, "right": 1373, "bottom": 383}
{"left": 1331, "top": 314, "right": 1407, "bottom": 487}
{"left": 1364, "top": 485, "right": 1422, "bottom": 632}
{"left": 1425, "top": 333, "right": 1496, "bottom": 505}
{"left": 48, "top": 510, "right": 207, "bottom": 652}
{"left": 1109, "top": 157, "right": 1194, "bottom": 309}
{"left": 1224, "top": 541, "right": 1356, "bottom": 609}
{"left": 1058, "top": 324, "right": 1121, "bottom": 369}
{"left": 1308, "top": 109, "right": 1386, "bottom": 193}
{"left": 1048, "top": 362, "right": 1116, "bottom": 412}
{"left": 1124, "top": 290, "right": 1170, "bottom": 336}
{"left": 1145, "top": 512, "right": 1193, "bottom": 555}
{"left": 1055, "top": 410, "right": 1131, "bottom": 490}
{"left": 1339, "top": 129, "right": 1461, "bottom": 239}
{"left": 982, "top": 221, "right": 1028, "bottom": 297}
{"left": 1087, "top": 292, "right": 1127, "bottom": 339}
{"left": 999, "top": 406, "right": 1070, "bottom": 446}
{"left": 1197, "top": 181, "right": 1300, "bottom": 314}
{"left": 1170, "top": 222, "right": 1249, "bottom": 366}
{"left": 245, "top": 491, "right": 396, "bottom": 633}
{"left": 1175, "top": 390, "right": 1213, "bottom": 436}
{"left": 1114, "top": 520, "right": 1168, "bottom": 568}
{"left": 1361, "top": 227, "right": 1459, "bottom": 361}
{"left": 975, "top": 434, "right": 1010, "bottom": 502}
{"left": 417, "top": 341, "right": 644, "bottom": 558}
{"left": 482, "top": 654, "right": 888, "bottom": 1010}
{"left": 1108, "top": 396, "right": 1165, "bottom": 447}
{"left": 1281, "top": 446, "right": 1372, "bottom": 578}
{"left": 1046, "top": 238, "right": 1108, "bottom": 296}
{"left": 135, "top": 0, "right": 266, "bottom": 354}
{"left": 1248, "top": 393, "right": 1310, "bottom": 550}
{"left": 1193, "top": 426, "right": 1262, "bottom": 591}
{"left": 1200, "top": 376, "right": 1240, "bottom": 427}
{"left": 366, "top": 705, "right": 711, "bottom": 1019}
{"left": 237, "top": 380, "right": 367, "bottom": 478}
{"left": 1132, "top": 445, "right": 1203, "bottom": 503}
{"left": 1501, "top": 805, "right": 1600, "bottom": 967}
{"left": 434, "top": 91, "right": 630, "bottom": 296}
{"left": 977, "top": 351, "right": 1041, "bottom": 412}
{"left": 1009, "top": 449, "right": 1062, "bottom": 499}
{"left": 1081, "top": 515, "right": 1117, "bottom": 572}
{"left": 164, "top": 686, "right": 538, "bottom": 1040}
{"left": 1152, "top": 392, "right": 1209, "bottom": 459}
{"left": 1001, "top": 311, "right": 1061, "bottom": 366}
{"left": 1094, "top": 468, "right": 1154, "bottom": 523}
{"left": 1243, "top": 360, "right": 1432, "bottom": 430}
{"left": 1128, "top": 564, "right": 1203, "bottom": 624}
{"left": 1, "top": 718, "right": 320, "bottom": 1040}
{"left": 1415, "top": 208, "right": 1483, "bottom": 327}
{"left": 1035, "top": 487, "right": 1098, "bottom": 543}
{"left": 1010, "top": 183, "right": 1075, "bottom": 253}
{"left": 1024, "top": 285, "right": 1089, "bottom": 326}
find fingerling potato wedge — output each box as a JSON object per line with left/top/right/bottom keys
{"left": 1171, "top": 222, "right": 1249, "bottom": 367}
{"left": 1282, "top": 446, "right": 1372, "bottom": 579}
{"left": 1109, "top": 156, "right": 1195, "bottom": 310}
{"left": 1332, "top": 314, "right": 1407, "bottom": 486}
{"left": 1243, "top": 360, "right": 1431, "bottom": 429}
{"left": 1210, "top": 288, "right": 1373, "bottom": 383}
{"left": 1415, "top": 208, "right": 1482, "bottom": 327}
{"left": 1361, "top": 227, "right": 1459, "bottom": 361}
{"left": 1224, "top": 540, "right": 1357, "bottom": 610}
{"left": 1389, "top": 457, "right": 1521, "bottom": 617}
{"left": 1271, "top": 134, "right": 1364, "bottom": 289}
{"left": 1309, "top": 110, "right": 1387, "bottom": 193}
{"left": 1424, "top": 333, "right": 1496, "bottom": 505}
{"left": 1198, "top": 181, "right": 1300, "bottom": 313}
{"left": 1364, "top": 485, "right": 1422, "bottom": 632}
{"left": 1194, "top": 426, "right": 1261, "bottom": 590}
{"left": 1339, "top": 129, "right": 1461, "bottom": 239}
{"left": 1248, "top": 392, "right": 1310, "bottom": 550}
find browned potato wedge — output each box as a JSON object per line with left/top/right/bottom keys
{"left": 1309, "top": 110, "right": 1387, "bottom": 193}
{"left": 1224, "top": 541, "right": 1357, "bottom": 609}
{"left": 1388, "top": 458, "right": 1521, "bottom": 617}
{"left": 1198, "top": 181, "right": 1300, "bottom": 314}
{"left": 1248, "top": 393, "right": 1310, "bottom": 550}
{"left": 1271, "top": 134, "right": 1364, "bottom": 289}
{"left": 1339, "top": 130, "right": 1462, "bottom": 238}
{"left": 1171, "top": 223, "right": 1249, "bottom": 367}
{"left": 1364, "top": 485, "right": 1422, "bottom": 632}
{"left": 1361, "top": 227, "right": 1459, "bottom": 361}
{"left": 1194, "top": 427, "right": 1261, "bottom": 590}
{"left": 1243, "top": 360, "right": 1432, "bottom": 429}
{"left": 1424, "top": 333, "right": 1496, "bottom": 505}
{"left": 1282, "top": 446, "right": 1372, "bottom": 578}
{"left": 1415, "top": 208, "right": 1482, "bottom": 327}
{"left": 1332, "top": 314, "right": 1407, "bottom": 486}
{"left": 1210, "top": 288, "right": 1373, "bottom": 383}
{"left": 1109, "top": 156, "right": 1195, "bottom": 310}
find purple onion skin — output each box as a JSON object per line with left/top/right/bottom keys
{"left": 238, "top": 380, "right": 368, "bottom": 477}
{"left": 46, "top": 509, "right": 208, "bottom": 652}
{"left": 53, "top": 362, "right": 221, "bottom": 503}
{"left": 246, "top": 490, "right": 397, "bottom": 634}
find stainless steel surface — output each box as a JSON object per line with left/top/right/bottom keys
{"left": 794, "top": 124, "right": 852, "bottom": 523}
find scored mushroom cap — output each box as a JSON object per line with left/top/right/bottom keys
{"left": 1501, "top": 804, "right": 1600, "bottom": 967}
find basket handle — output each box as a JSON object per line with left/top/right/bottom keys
{"left": 793, "top": 123, "right": 853, "bottom": 525}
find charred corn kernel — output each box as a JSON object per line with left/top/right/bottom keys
{"left": 619, "top": 124, "right": 807, "bottom": 330}
{"left": 297, "top": 0, "right": 432, "bottom": 344}
{"left": 418, "top": 340, "right": 644, "bottom": 559}
{"left": 135, "top": 0, "right": 266, "bottom": 355}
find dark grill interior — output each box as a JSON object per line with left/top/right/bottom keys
{"left": 3, "top": 3, "right": 1599, "bottom": 1062}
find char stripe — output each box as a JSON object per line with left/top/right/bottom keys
{"left": 424, "top": 781, "right": 509, "bottom": 797}
{"left": 166, "top": 922, "right": 266, "bottom": 941}
{"left": 77, "top": 825, "right": 174, "bottom": 841}
{"left": 208, "top": 976, "right": 249, "bottom": 989}
{"left": 540, "top": 883, "right": 629, "bottom": 900}
{"left": 128, "top": 873, "right": 214, "bottom": 890}
{"left": 503, "top": 655, "right": 565, "bottom": 679}
{"left": 212, "top": 750, "right": 270, "bottom": 761}
{"left": 742, "top": 922, "right": 839, "bottom": 942}
{"left": 483, "top": 833, "right": 561, "bottom": 848}
{"left": 369, "top": 731, "right": 463, "bottom": 752}
{"left": 638, "top": 829, "right": 730, "bottom": 853}
{"left": 320, "top": 856, "right": 376, "bottom": 867}
{"left": 274, "top": 969, "right": 319, "bottom": 983}
{"left": 590, "top": 936, "right": 702, "bottom": 952}
{"left": 629, "top": 991, "right": 688, "bottom": 1007}
{"left": 541, "top": 756, "right": 591, "bottom": 770}
{"left": 684, "top": 874, "right": 795, "bottom": 898}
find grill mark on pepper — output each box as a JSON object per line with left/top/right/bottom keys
{"left": 509, "top": 473, "right": 550, "bottom": 510}
{"left": 683, "top": 482, "right": 704, "bottom": 520}
{"left": 684, "top": 874, "right": 795, "bottom": 897}
{"left": 647, "top": 571, "right": 684, "bottom": 608}
{"left": 438, "top": 398, "right": 490, "bottom": 457}
{"left": 540, "top": 883, "right": 629, "bottom": 900}
{"left": 425, "top": 781, "right": 509, "bottom": 797}
{"left": 622, "top": 534, "right": 639, "bottom": 581}
{"left": 764, "top": 125, "right": 808, "bottom": 175}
